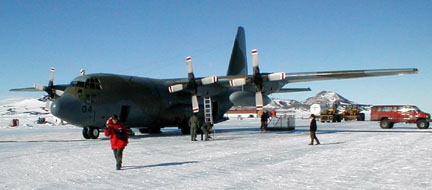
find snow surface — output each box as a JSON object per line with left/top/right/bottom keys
{"left": 1, "top": 99, "right": 432, "bottom": 189}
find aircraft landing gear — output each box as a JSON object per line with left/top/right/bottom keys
{"left": 139, "top": 127, "right": 161, "bottom": 134}
{"left": 82, "top": 127, "right": 100, "bottom": 139}
{"left": 179, "top": 121, "right": 190, "bottom": 135}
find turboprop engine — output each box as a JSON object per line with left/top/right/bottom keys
{"left": 229, "top": 91, "right": 271, "bottom": 107}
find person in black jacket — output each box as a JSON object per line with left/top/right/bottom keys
{"left": 309, "top": 114, "right": 320, "bottom": 145}
{"left": 260, "top": 110, "right": 270, "bottom": 131}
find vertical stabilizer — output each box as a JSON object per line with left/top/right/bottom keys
{"left": 227, "top": 27, "right": 248, "bottom": 76}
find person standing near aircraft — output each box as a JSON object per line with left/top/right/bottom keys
{"left": 189, "top": 113, "right": 199, "bottom": 141}
{"left": 105, "top": 115, "right": 129, "bottom": 170}
{"left": 260, "top": 110, "right": 270, "bottom": 131}
{"left": 309, "top": 114, "right": 320, "bottom": 145}
{"left": 200, "top": 121, "right": 212, "bottom": 141}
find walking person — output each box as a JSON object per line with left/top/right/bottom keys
{"left": 309, "top": 114, "right": 320, "bottom": 145}
{"left": 105, "top": 115, "right": 129, "bottom": 170}
{"left": 189, "top": 113, "right": 199, "bottom": 141}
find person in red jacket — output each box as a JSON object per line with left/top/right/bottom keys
{"left": 105, "top": 115, "right": 129, "bottom": 170}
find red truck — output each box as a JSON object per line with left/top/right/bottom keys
{"left": 371, "top": 105, "right": 430, "bottom": 129}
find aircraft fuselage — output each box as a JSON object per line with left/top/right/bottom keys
{"left": 50, "top": 74, "right": 233, "bottom": 130}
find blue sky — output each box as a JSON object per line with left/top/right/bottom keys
{"left": 1, "top": 1, "right": 431, "bottom": 112}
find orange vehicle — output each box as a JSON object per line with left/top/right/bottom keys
{"left": 371, "top": 105, "right": 430, "bottom": 129}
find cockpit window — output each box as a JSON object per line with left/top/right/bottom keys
{"left": 70, "top": 78, "right": 103, "bottom": 90}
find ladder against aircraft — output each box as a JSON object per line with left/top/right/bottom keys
{"left": 203, "top": 97, "right": 213, "bottom": 124}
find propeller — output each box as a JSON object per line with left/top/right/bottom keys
{"left": 251, "top": 49, "right": 264, "bottom": 110}
{"left": 168, "top": 56, "right": 218, "bottom": 113}
{"left": 34, "top": 67, "right": 64, "bottom": 111}
{"left": 230, "top": 49, "right": 286, "bottom": 110}
{"left": 186, "top": 57, "right": 200, "bottom": 113}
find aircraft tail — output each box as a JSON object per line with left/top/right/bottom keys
{"left": 227, "top": 27, "right": 248, "bottom": 76}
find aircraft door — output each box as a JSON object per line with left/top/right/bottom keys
{"left": 120, "top": 105, "right": 130, "bottom": 123}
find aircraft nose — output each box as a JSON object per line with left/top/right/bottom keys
{"left": 50, "top": 99, "right": 61, "bottom": 117}
{"left": 50, "top": 95, "right": 80, "bottom": 120}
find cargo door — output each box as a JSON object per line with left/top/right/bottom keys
{"left": 120, "top": 105, "right": 130, "bottom": 123}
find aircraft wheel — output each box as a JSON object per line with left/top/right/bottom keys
{"left": 139, "top": 128, "right": 149, "bottom": 133}
{"left": 149, "top": 127, "right": 162, "bottom": 134}
{"left": 380, "top": 118, "right": 392, "bottom": 129}
{"left": 179, "top": 123, "right": 190, "bottom": 135}
{"left": 416, "top": 119, "right": 429, "bottom": 129}
{"left": 181, "top": 127, "right": 190, "bottom": 134}
{"left": 82, "top": 128, "right": 91, "bottom": 139}
{"left": 87, "top": 127, "right": 100, "bottom": 139}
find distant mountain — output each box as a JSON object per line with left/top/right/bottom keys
{"left": 302, "top": 91, "right": 355, "bottom": 105}
{"left": 262, "top": 91, "right": 355, "bottom": 110}
{"left": 265, "top": 98, "right": 310, "bottom": 110}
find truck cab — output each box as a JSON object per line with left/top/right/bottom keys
{"left": 371, "top": 105, "right": 430, "bottom": 129}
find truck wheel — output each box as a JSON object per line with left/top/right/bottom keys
{"left": 336, "top": 115, "right": 342, "bottom": 122}
{"left": 358, "top": 113, "right": 365, "bottom": 121}
{"left": 380, "top": 119, "right": 392, "bottom": 129}
{"left": 416, "top": 119, "right": 429, "bottom": 129}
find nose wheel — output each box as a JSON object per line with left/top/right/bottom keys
{"left": 82, "top": 127, "right": 100, "bottom": 139}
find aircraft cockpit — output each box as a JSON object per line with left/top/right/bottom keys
{"left": 70, "top": 77, "right": 103, "bottom": 90}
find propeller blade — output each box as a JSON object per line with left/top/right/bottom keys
{"left": 255, "top": 91, "right": 264, "bottom": 110}
{"left": 34, "top": 83, "right": 45, "bottom": 91}
{"left": 192, "top": 95, "right": 199, "bottom": 113}
{"left": 55, "top": 90, "right": 64, "bottom": 97}
{"left": 201, "top": 76, "right": 218, "bottom": 85}
{"left": 186, "top": 56, "right": 193, "bottom": 74}
{"left": 251, "top": 49, "right": 259, "bottom": 72}
{"left": 45, "top": 100, "right": 50, "bottom": 112}
{"left": 49, "top": 67, "right": 55, "bottom": 86}
{"left": 168, "top": 84, "right": 184, "bottom": 93}
{"left": 229, "top": 78, "right": 247, "bottom": 87}
{"left": 268, "top": 72, "right": 286, "bottom": 81}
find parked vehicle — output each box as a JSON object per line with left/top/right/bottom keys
{"left": 341, "top": 104, "right": 365, "bottom": 121}
{"left": 319, "top": 103, "right": 342, "bottom": 123}
{"left": 371, "top": 105, "right": 430, "bottom": 129}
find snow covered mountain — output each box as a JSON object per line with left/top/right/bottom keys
{"left": 302, "top": 91, "right": 355, "bottom": 105}
{"left": 264, "top": 91, "right": 355, "bottom": 110}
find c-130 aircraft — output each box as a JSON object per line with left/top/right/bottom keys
{"left": 11, "top": 27, "right": 418, "bottom": 139}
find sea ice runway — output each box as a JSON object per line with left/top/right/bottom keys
{"left": 1, "top": 118, "right": 431, "bottom": 190}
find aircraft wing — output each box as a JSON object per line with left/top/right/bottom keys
{"left": 10, "top": 84, "right": 69, "bottom": 92}
{"left": 214, "top": 68, "right": 418, "bottom": 94}
{"left": 10, "top": 87, "right": 42, "bottom": 92}
{"left": 282, "top": 68, "right": 418, "bottom": 83}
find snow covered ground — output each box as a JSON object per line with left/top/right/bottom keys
{"left": 1, "top": 99, "right": 431, "bottom": 189}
